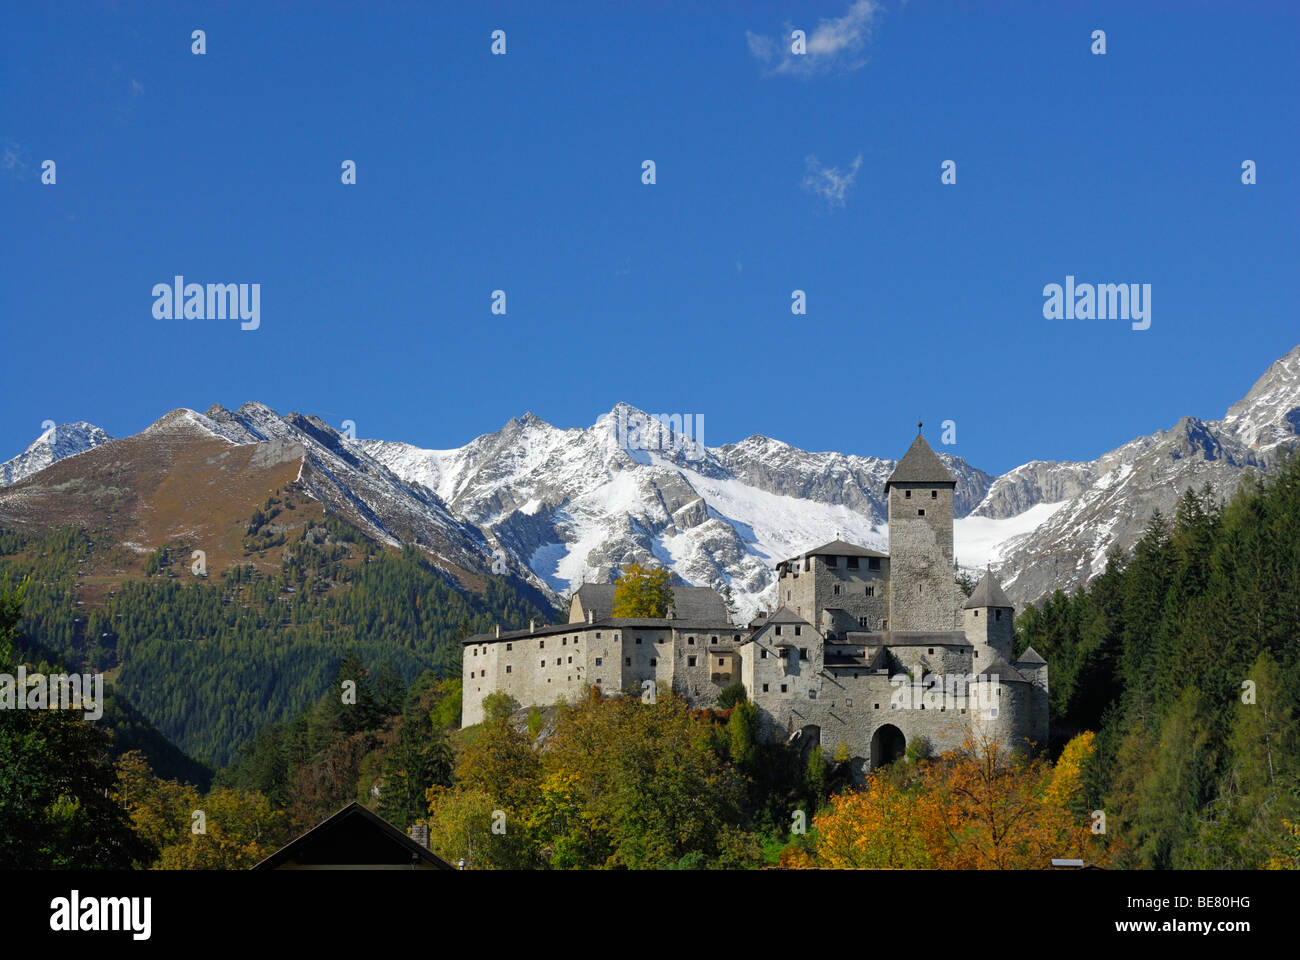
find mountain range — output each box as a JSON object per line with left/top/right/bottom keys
{"left": 4, "top": 345, "right": 1298, "bottom": 619}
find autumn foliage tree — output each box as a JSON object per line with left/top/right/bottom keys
{"left": 786, "top": 731, "right": 1118, "bottom": 870}
{"left": 610, "top": 563, "right": 674, "bottom": 618}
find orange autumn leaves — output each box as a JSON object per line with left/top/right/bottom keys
{"left": 781, "top": 731, "right": 1118, "bottom": 869}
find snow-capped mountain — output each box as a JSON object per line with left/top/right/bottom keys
{"left": 5, "top": 345, "right": 1298, "bottom": 617}
{"left": 195, "top": 402, "right": 507, "bottom": 580}
{"left": 971, "top": 344, "right": 1300, "bottom": 601}
{"left": 362, "top": 404, "right": 995, "bottom": 622}
{"left": 0, "top": 421, "right": 112, "bottom": 487}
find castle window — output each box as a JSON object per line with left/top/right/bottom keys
{"left": 567, "top": 656, "right": 572, "bottom": 664}
{"left": 794, "top": 626, "right": 802, "bottom": 636}
{"left": 860, "top": 616, "right": 869, "bottom": 627}
{"left": 780, "top": 684, "right": 788, "bottom": 693}
{"left": 875, "top": 703, "right": 880, "bottom": 709}
{"left": 809, "top": 690, "right": 817, "bottom": 699}
{"left": 918, "top": 508, "right": 926, "bottom": 516}
{"left": 688, "top": 636, "right": 695, "bottom": 645}
{"left": 650, "top": 658, "right": 657, "bottom": 666}
{"left": 847, "top": 556, "right": 859, "bottom": 569}
{"left": 597, "top": 678, "right": 602, "bottom": 685}
{"left": 596, "top": 632, "right": 601, "bottom": 639}
{"left": 762, "top": 683, "right": 769, "bottom": 692}
{"left": 974, "top": 610, "right": 979, "bottom": 617}
{"left": 711, "top": 636, "right": 718, "bottom": 644}
{"left": 775, "top": 626, "right": 782, "bottom": 636}
{"left": 469, "top": 671, "right": 474, "bottom": 678}
{"left": 688, "top": 656, "right": 697, "bottom": 667}
{"left": 882, "top": 619, "right": 888, "bottom": 629}
{"left": 625, "top": 657, "right": 631, "bottom": 665}
{"left": 718, "top": 658, "right": 725, "bottom": 666}
{"left": 800, "top": 648, "right": 808, "bottom": 659}
{"left": 825, "top": 556, "right": 837, "bottom": 568}
{"left": 931, "top": 490, "right": 937, "bottom": 499}
{"left": 540, "top": 660, "right": 545, "bottom": 668}
{"left": 636, "top": 637, "right": 642, "bottom": 644}
{"left": 562, "top": 638, "right": 567, "bottom": 645}
{"left": 595, "top": 657, "right": 603, "bottom": 666}
{"left": 657, "top": 637, "right": 664, "bottom": 644}
{"left": 928, "top": 648, "right": 934, "bottom": 654}
{"left": 869, "top": 558, "right": 881, "bottom": 570}
{"left": 540, "top": 640, "right": 545, "bottom": 649}
{"left": 905, "top": 489, "right": 912, "bottom": 499}
{"left": 833, "top": 585, "right": 841, "bottom": 596}
{"left": 733, "top": 635, "right": 740, "bottom": 641}
{"left": 506, "top": 643, "right": 512, "bottom": 651}
{"left": 846, "top": 698, "right": 853, "bottom": 707}
{"left": 555, "top": 659, "right": 561, "bottom": 666}
{"left": 787, "top": 590, "right": 791, "bottom": 600}
{"left": 506, "top": 665, "right": 512, "bottom": 674}
{"left": 996, "top": 610, "right": 1003, "bottom": 621}
{"left": 865, "top": 586, "right": 874, "bottom": 597}
{"left": 761, "top": 649, "right": 768, "bottom": 659}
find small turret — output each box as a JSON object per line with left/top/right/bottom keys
{"left": 963, "top": 568, "right": 1014, "bottom": 663}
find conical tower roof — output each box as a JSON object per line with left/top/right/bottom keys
{"left": 963, "top": 569, "right": 1014, "bottom": 609}
{"left": 884, "top": 429, "right": 956, "bottom": 491}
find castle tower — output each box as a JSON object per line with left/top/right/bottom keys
{"left": 885, "top": 426, "right": 962, "bottom": 631}
{"left": 963, "top": 568, "right": 1015, "bottom": 664}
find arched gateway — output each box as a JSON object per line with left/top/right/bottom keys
{"left": 870, "top": 724, "right": 906, "bottom": 768}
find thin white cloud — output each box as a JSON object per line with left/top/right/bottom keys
{"left": 1, "top": 142, "right": 28, "bottom": 179}
{"left": 130, "top": 78, "right": 144, "bottom": 95}
{"left": 802, "top": 154, "right": 863, "bottom": 207}
{"left": 747, "top": 0, "right": 881, "bottom": 77}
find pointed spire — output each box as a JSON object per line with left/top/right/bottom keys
{"left": 885, "top": 429, "right": 956, "bottom": 491}
{"left": 964, "top": 569, "right": 1014, "bottom": 609}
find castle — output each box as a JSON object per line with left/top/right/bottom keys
{"left": 462, "top": 430, "right": 1049, "bottom": 775}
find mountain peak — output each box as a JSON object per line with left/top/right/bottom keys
{"left": 1222, "top": 343, "right": 1300, "bottom": 454}
{"left": 1, "top": 421, "right": 112, "bottom": 487}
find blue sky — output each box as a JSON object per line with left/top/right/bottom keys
{"left": 2, "top": 1, "right": 1296, "bottom": 475}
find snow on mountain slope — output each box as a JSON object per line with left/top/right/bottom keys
{"left": 362, "top": 403, "right": 995, "bottom": 622}
{"left": 9, "top": 346, "right": 1296, "bottom": 615}
{"left": 199, "top": 402, "right": 507, "bottom": 581}
{"left": 0, "top": 422, "right": 112, "bottom": 486}
{"left": 987, "top": 345, "right": 1300, "bottom": 602}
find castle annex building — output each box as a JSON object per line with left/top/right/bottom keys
{"left": 463, "top": 430, "right": 1049, "bottom": 773}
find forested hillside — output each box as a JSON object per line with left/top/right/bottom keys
{"left": 0, "top": 510, "right": 559, "bottom": 766}
{"left": 1017, "top": 455, "right": 1300, "bottom": 868}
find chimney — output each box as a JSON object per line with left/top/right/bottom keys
{"left": 666, "top": 602, "right": 676, "bottom": 620}
{"left": 530, "top": 619, "right": 536, "bottom": 634}
{"left": 408, "top": 823, "right": 430, "bottom": 850}
{"left": 587, "top": 609, "right": 594, "bottom": 624}
{"left": 494, "top": 624, "right": 501, "bottom": 639}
